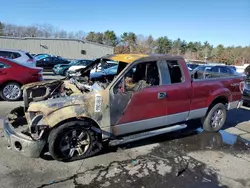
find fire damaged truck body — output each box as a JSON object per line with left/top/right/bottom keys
{"left": 3, "top": 54, "right": 244, "bottom": 161}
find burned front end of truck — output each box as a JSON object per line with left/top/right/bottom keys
{"left": 3, "top": 56, "right": 122, "bottom": 159}
{"left": 3, "top": 53, "right": 153, "bottom": 161}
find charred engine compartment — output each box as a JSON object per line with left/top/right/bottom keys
{"left": 22, "top": 75, "right": 112, "bottom": 109}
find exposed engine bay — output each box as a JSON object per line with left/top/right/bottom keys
{"left": 22, "top": 76, "right": 112, "bottom": 109}
{"left": 22, "top": 58, "right": 119, "bottom": 109}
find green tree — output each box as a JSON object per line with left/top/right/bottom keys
{"left": 187, "top": 42, "right": 196, "bottom": 52}
{"left": 121, "top": 32, "right": 137, "bottom": 52}
{"left": 93, "top": 32, "right": 103, "bottom": 44}
{"left": 103, "top": 30, "right": 118, "bottom": 46}
{"left": 180, "top": 40, "right": 187, "bottom": 54}
{"left": 86, "top": 31, "right": 96, "bottom": 42}
{"left": 0, "top": 22, "right": 4, "bottom": 36}
{"left": 155, "top": 36, "right": 172, "bottom": 53}
{"left": 172, "top": 38, "right": 182, "bottom": 54}
{"left": 146, "top": 35, "right": 155, "bottom": 52}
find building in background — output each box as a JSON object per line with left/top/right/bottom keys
{"left": 0, "top": 36, "right": 114, "bottom": 60}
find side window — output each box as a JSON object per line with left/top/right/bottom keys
{"left": 114, "top": 61, "right": 160, "bottom": 93}
{"left": 79, "top": 61, "right": 87, "bottom": 66}
{"left": 219, "top": 67, "right": 229, "bottom": 74}
{"left": 0, "top": 51, "right": 11, "bottom": 58}
{"left": 210, "top": 66, "right": 219, "bottom": 73}
{"left": 8, "top": 52, "right": 21, "bottom": 59}
{"left": 166, "top": 60, "right": 183, "bottom": 84}
{"left": 43, "top": 57, "right": 51, "bottom": 62}
{"left": 0, "top": 62, "right": 10, "bottom": 69}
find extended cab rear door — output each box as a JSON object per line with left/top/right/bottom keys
{"left": 160, "top": 58, "right": 192, "bottom": 125}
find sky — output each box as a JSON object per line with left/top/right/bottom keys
{"left": 0, "top": 0, "right": 249, "bottom": 47}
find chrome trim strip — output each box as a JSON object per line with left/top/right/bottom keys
{"left": 113, "top": 115, "right": 166, "bottom": 136}
{"left": 168, "top": 111, "right": 189, "bottom": 125}
{"left": 187, "top": 108, "right": 208, "bottom": 120}
{"left": 109, "top": 124, "right": 187, "bottom": 146}
{"left": 113, "top": 108, "right": 207, "bottom": 136}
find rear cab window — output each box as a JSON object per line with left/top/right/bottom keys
{"left": 159, "top": 60, "right": 184, "bottom": 85}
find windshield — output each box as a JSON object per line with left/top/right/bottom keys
{"left": 35, "top": 54, "right": 50, "bottom": 61}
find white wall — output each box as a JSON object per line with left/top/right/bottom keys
{"left": 235, "top": 64, "right": 249, "bottom": 73}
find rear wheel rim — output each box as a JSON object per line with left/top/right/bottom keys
{"left": 211, "top": 109, "right": 224, "bottom": 128}
{"left": 59, "top": 129, "right": 91, "bottom": 158}
{"left": 3, "top": 84, "right": 21, "bottom": 100}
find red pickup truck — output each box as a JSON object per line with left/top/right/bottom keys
{"left": 3, "top": 54, "right": 245, "bottom": 162}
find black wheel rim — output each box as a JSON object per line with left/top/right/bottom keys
{"left": 59, "top": 128, "right": 90, "bottom": 158}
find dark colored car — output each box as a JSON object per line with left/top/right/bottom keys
{"left": 243, "top": 75, "right": 250, "bottom": 106}
{"left": 0, "top": 57, "right": 43, "bottom": 101}
{"left": 228, "top": 65, "right": 237, "bottom": 72}
{"left": 90, "top": 65, "right": 118, "bottom": 81}
{"left": 187, "top": 63, "right": 199, "bottom": 71}
{"left": 244, "top": 65, "right": 250, "bottom": 76}
{"left": 53, "top": 59, "right": 93, "bottom": 76}
{"left": 191, "top": 65, "right": 240, "bottom": 79}
{"left": 36, "top": 55, "right": 70, "bottom": 72}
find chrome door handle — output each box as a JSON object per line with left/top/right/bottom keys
{"left": 158, "top": 92, "right": 167, "bottom": 99}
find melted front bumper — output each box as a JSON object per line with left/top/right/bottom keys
{"left": 3, "top": 118, "right": 46, "bottom": 158}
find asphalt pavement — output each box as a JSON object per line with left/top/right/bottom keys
{"left": 0, "top": 73, "right": 250, "bottom": 188}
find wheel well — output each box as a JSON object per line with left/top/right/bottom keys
{"left": 52, "top": 117, "right": 102, "bottom": 140}
{"left": 0, "top": 80, "right": 22, "bottom": 89}
{"left": 208, "top": 96, "right": 228, "bottom": 112}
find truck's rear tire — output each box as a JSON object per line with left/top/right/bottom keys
{"left": 48, "top": 121, "right": 101, "bottom": 162}
{"left": 202, "top": 103, "right": 227, "bottom": 132}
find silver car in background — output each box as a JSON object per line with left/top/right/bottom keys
{"left": 0, "top": 48, "right": 36, "bottom": 67}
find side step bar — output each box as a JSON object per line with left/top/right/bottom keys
{"left": 109, "top": 124, "right": 187, "bottom": 146}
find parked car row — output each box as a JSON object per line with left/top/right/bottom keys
{"left": 35, "top": 54, "right": 71, "bottom": 72}
{"left": 52, "top": 59, "right": 93, "bottom": 76}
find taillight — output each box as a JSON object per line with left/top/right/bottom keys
{"left": 240, "top": 81, "right": 245, "bottom": 94}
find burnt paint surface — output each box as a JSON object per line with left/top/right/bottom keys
{"left": 110, "top": 92, "right": 132, "bottom": 126}
{"left": 27, "top": 88, "right": 111, "bottom": 129}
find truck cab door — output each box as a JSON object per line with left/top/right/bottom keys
{"left": 109, "top": 61, "right": 168, "bottom": 136}
{"left": 159, "top": 59, "right": 192, "bottom": 125}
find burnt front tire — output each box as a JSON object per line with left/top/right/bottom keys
{"left": 48, "top": 121, "right": 101, "bottom": 162}
{"left": 201, "top": 103, "right": 227, "bottom": 132}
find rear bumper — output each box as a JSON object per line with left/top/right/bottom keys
{"left": 3, "top": 118, "right": 46, "bottom": 158}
